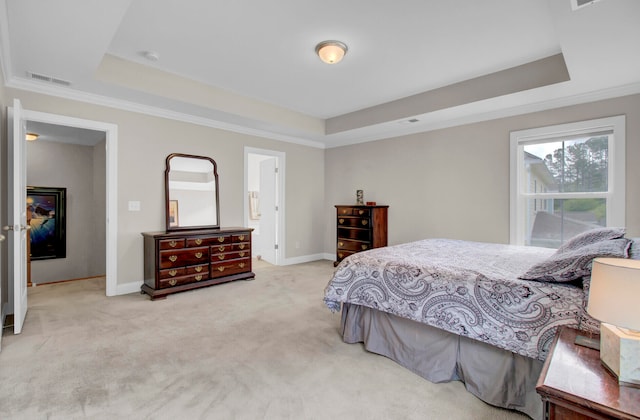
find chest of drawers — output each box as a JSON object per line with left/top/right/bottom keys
{"left": 141, "top": 228, "right": 254, "bottom": 300}
{"left": 335, "top": 205, "right": 388, "bottom": 266}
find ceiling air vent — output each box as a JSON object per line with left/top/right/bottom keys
{"left": 26, "top": 71, "right": 71, "bottom": 86}
{"left": 571, "top": 0, "right": 603, "bottom": 11}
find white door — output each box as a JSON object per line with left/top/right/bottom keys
{"left": 258, "top": 158, "right": 277, "bottom": 264}
{"left": 7, "top": 99, "right": 29, "bottom": 334}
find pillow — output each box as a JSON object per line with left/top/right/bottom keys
{"left": 556, "top": 227, "right": 626, "bottom": 253}
{"left": 519, "top": 238, "right": 631, "bottom": 282}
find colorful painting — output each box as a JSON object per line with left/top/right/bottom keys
{"left": 27, "top": 186, "right": 66, "bottom": 260}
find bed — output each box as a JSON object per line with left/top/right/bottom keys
{"left": 324, "top": 230, "right": 635, "bottom": 419}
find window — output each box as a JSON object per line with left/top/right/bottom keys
{"left": 510, "top": 116, "right": 625, "bottom": 248}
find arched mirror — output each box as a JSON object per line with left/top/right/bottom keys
{"left": 165, "top": 153, "right": 220, "bottom": 231}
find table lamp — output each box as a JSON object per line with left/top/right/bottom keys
{"left": 587, "top": 257, "right": 640, "bottom": 386}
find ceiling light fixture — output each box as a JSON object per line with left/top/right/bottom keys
{"left": 25, "top": 132, "right": 39, "bottom": 141}
{"left": 315, "top": 40, "right": 348, "bottom": 64}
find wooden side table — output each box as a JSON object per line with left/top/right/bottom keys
{"left": 536, "top": 326, "right": 640, "bottom": 419}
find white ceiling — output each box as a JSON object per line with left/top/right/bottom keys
{"left": 1, "top": 0, "right": 639, "bottom": 148}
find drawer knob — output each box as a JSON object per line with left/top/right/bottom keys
{"left": 218, "top": 246, "right": 225, "bottom": 252}
{"left": 342, "top": 209, "right": 348, "bottom": 214}
{"left": 339, "top": 218, "right": 345, "bottom": 224}
{"left": 195, "top": 275, "right": 203, "bottom": 281}
{"left": 195, "top": 266, "right": 203, "bottom": 273}
{"left": 238, "top": 244, "right": 245, "bottom": 250}
{"left": 338, "top": 242, "right": 344, "bottom": 247}
{"left": 195, "top": 252, "right": 203, "bottom": 259}
{"left": 239, "top": 262, "right": 245, "bottom": 269}
{"left": 361, "top": 245, "right": 368, "bottom": 250}
{"left": 361, "top": 220, "right": 368, "bottom": 226}
{"left": 218, "top": 255, "right": 225, "bottom": 260}
{"left": 169, "top": 240, "right": 177, "bottom": 248}
{"left": 239, "top": 235, "right": 245, "bottom": 241}
{"left": 169, "top": 279, "right": 177, "bottom": 286}
{"left": 195, "top": 238, "right": 202, "bottom": 245}
{"left": 359, "top": 210, "right": 364, "bottom": 215}
{"left": 239, "top": 252, "right": 245, "bottom": 257}
{"left": 338, "top": 253, "right": 344, "bottom": 258}
{"left": 169, "top": 270, "right": 177, "bottom": 277}
{"left": 169, "top": 255, "right": 177, "bottom": 262}
{"left": 217, "top": 267, "right": 225, "bottom": 272}
{"left": 218, "top": 237, "right": 225, "bottom": 243}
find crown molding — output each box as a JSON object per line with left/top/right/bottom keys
{"left": 4, "top": 76, "right": 327, "bottom": 149}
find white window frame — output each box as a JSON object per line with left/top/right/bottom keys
{"left": 510, "top": 115, "right": 625, "bottom": 246}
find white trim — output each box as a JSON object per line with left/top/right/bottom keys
{"left": 20, "top": 109, "right": 119, "bottom": 296}
{"left": 281, "top": 253, "right": 329, "bottom": 266}
{"left": 244, "top": 147, "right": 286, "bottom": 266}
{"left": 5, "top": 77, "right": 326, "bottom": 150}
{"left": 510, "top": 115, "right": 625, "bottom": 246}
{"left": 116, "top": 281, "right": 143, "bottom": 296}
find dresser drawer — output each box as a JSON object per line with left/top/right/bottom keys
{"left": 211, "top": 258, "right": 251, "bottom": 278}
{"left": 336, "top": 250, "right": 357, "bottom": 261}
{"left": 211, "top": 250, "right": 250, "bottom": 262}
{"left": 159, "top": 238, "right": 185, "bottom": 250}
{"left": 337, "top": 207, "right": 371, "bottom": 217}
{"left": 233, "top": 233, "right": 250, "bottom": 242}
{"left": 158, "top": 272, "right": 208, "bottom": 289}
{"left": 338, "top": 216, "right": 371, "bottom": 228}
{"left": 337, "top": 239, "right": 371, "bottom": 252}
{"left": 337, "top": 227, "right": 371, "bottom": 242}
{"left": 159, "top": 246, "right": 209, "bottom": 269}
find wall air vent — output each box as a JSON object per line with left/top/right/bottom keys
{"left": 26, "top": 71, "right": 71, "bottom": 86}
{"left": 571, "top": 0, "right": 603, "bottom": 11}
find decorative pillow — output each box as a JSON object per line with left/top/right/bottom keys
{"left": 556, "top": 227, "right": 626, "bottom": 253}
{"left": 519, "top": 238, "right": 631, "bottom": 282}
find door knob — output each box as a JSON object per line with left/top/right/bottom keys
{"left": 0, "top": 234, "right": 5, "bottom": 242}
{"left": 3, "top": 225, "right": 14, "bottom": 231}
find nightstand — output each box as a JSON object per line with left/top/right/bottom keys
{"left": 536, "top": 326, "right": 640, "bottom": 419}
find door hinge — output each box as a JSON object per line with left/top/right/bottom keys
{"left": 275, "top": 206, "right": 279, "bottom": 211}
{"left": 274, "top": 244, "right": 278, "bottom": 250}
{"left": 275, "top": 167, "right": 279, "bottom": 173}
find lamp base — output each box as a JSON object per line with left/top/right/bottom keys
{"left": 600, "top": 323, "right": 640, "bottom": 387}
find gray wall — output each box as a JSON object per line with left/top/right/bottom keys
{"left": 0, "top": 86, "right": 326, "bottom": 292}
{"left": 27, "top": 140, "right": 105, "bottom": 283}
{"left": 324, "top": 93, "right": 640, "bottom": 252}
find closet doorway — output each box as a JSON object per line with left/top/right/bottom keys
{"left": 25, "top": 120, "right": 106, "bottom": 286}
{"left": 244, "top": 147, "right": 285, "bottom": 265}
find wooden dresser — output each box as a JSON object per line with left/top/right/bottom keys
{"left": 141, "top": 227, "right": 254, "bottom": 300}
{"left": 536, "top": 326, "right": 640, "bottom": 419}
{"left": 335, "top": 205, "right": 388, "bottom": 266}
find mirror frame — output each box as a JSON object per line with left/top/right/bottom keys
{"left": 165, "top": 153, "right": 220, "bottom": 231}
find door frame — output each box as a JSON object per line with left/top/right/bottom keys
{"left": 19, "top": 108, "right": 118, "bottom": 296}
{"left": 244, "top": 147, "right": 285, "bottom": 265}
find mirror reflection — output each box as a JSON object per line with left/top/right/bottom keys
{"left": 166, "top": 154, "right": 220, "bottom": 231}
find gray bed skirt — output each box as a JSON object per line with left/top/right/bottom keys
{"left": 340, "top": 303, "right": 544, "bottom": 420}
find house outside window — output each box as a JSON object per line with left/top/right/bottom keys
{"left": 510, "top": 116, "right": 625, "bottom": 248}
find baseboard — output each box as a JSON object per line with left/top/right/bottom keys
{"left": 281, "top": 253, "right": 334, "bottom": 266}
{"left": 116, "top": 280, "right": 144, "bottom": 296}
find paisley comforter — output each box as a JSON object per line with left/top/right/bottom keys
{"left": 324, "top": 239, "right": 587, "bottom": 361}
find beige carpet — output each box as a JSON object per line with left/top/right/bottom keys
{"left": 1, "top": 260, "right": 528, "bottom": 419}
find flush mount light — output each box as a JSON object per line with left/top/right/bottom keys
{"left": 25, "top": 132, "right": 39, "bottom": 141}
{"left": 315, "top": 40, "right": 348, "bottom": 64}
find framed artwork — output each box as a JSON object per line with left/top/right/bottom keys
{"left": 27, "top": 186, "right": 67, "bottom": 260}
{"left": 169, "top": 200, "right": 179, "bottom": 227}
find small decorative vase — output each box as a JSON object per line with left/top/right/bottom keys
{"left": 356, "top": 190, "right": 364, "bottom": 205}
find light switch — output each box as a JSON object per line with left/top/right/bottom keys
{"left": 128, "top": 201, "right": 141, "bottom": 211}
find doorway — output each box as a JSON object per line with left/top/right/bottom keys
{"left": 244, "top": 147, "right": 285, "bottom": 265}
{"left": 26, "top": 121, "right": 106, "bottom": 285}
{"left": 15, "top": 107, "right": 118, "bottom": 297}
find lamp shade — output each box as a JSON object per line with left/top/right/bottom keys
{"left": 587, "top": 257, "right": 640, "bottom": 331}
{"left": 315, "top": 41, "right": 347, "bottom": 64}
